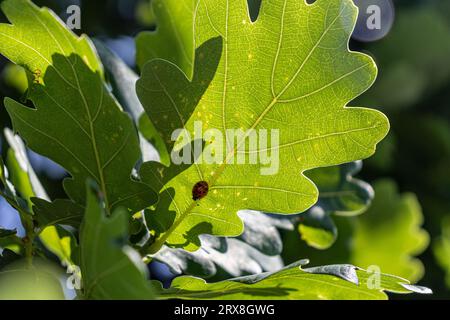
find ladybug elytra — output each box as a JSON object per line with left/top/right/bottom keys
{"left": 192, "top": 181, "right": 209, "bottom": 201}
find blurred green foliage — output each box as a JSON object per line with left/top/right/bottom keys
{"left": 358, "top": 0, "right": 450, "bottom": 298}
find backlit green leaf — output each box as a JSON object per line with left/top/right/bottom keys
{"left": 0, "top": 0, "right": 157, "bottom": 215}
{"left": 155, "top": 261, "right": 430, "bottom": 300}
{"left": 137, "top": 0, "right": 389, "bottom": 252}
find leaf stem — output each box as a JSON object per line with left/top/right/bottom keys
{"left": 0, "top": 190, "right": 36, "bottom": 266}
{"left": 23, "top": 234, "right": 35, "bottom": 267}
{"left": 147, "top": 201, "right": 198, "bottom": 254}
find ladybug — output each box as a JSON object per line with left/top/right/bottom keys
{"left": 192, "top": 181, "right": 209, "bottom": 201}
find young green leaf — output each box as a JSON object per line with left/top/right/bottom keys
{"left": 80, "top": 185, "right": 155, "bottom": 300}
{"left": 136, "top": 0, "right": 197, "bottom": 78}
{"left": 137, "top": 0, "right": 389, "bottom": 252}
{"left": 0, "top": 0, "right": 157, "bottom": 214}
{"left": 155, "top": 261, "right": 430, "bottom": 300}
{"left": 40, "top": 225, "right": 78, "bottom": 268}
{"left": 135, "top": 0, "right": 263, "bottom": 72}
